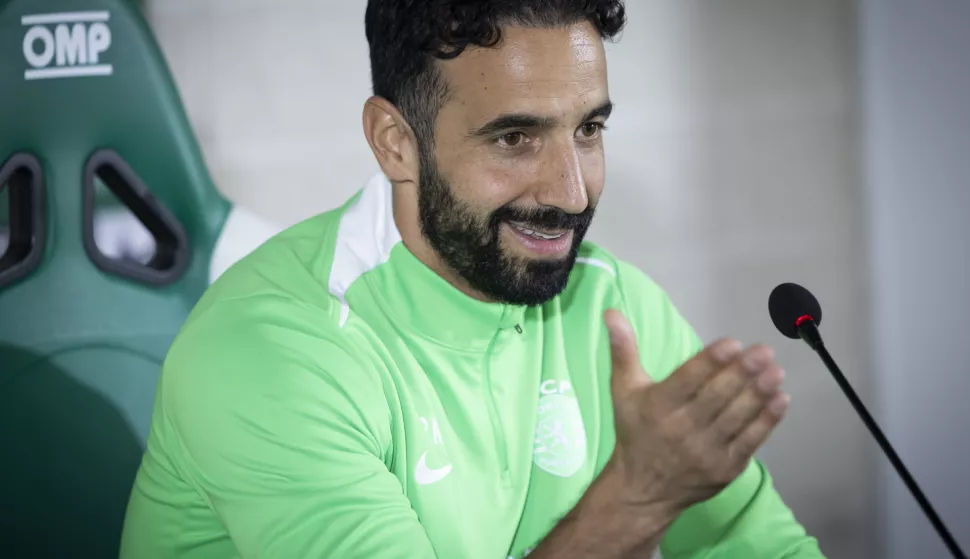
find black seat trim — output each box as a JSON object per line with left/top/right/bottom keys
{"left": 0, "top": 153, "right": 46, "bottom": 289}
{"left": 82, "top": 149, "right": 190, "bottom": 286}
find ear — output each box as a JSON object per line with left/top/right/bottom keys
{"left": 362, "top": 96, "right": 420, "bottom": 184}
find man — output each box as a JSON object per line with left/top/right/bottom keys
{"left": 121, "top": 1, "right": 825, "bottom": 557}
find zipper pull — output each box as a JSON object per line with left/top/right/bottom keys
{"left": 514, "top": 324, "right": 523, "bottom": 334}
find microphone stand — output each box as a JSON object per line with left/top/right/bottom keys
{"left": 798, "top": 320, "right": 967, "bottom": 559}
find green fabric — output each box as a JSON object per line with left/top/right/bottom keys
{"left": 122, "top": 175, "right": 823, "bottom": 559}
{"left": 0, "top": 0, "right": 229, "bottom": 556}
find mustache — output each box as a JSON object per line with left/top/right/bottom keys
{"left": 491, "top": 203, "right": 596, "bottom": 232}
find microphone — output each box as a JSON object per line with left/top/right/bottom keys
{"left": 768, "top": 282, "right": 966, "bottom": 559}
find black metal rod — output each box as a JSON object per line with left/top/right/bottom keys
{"left": 814, "top": 343, "right": 966, "bottom": 559}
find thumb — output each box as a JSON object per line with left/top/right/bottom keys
{"left": 604, "top": 309, "right": 652, "bottom": 390}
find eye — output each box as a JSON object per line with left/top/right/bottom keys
{"left": 578, "top": 122, "right": 605, "bottom": 140}
{"left": 497, "top": 132, "right": 526, "bottom": 148}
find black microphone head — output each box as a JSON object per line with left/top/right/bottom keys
{"left": 769, "top": 282, "right": 823, "bottom": 339}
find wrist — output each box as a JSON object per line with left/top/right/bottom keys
{"left": 565, "top": 459, "right": 681, "bottom": 554}
{"left": 527, "top": 460, "right": 681, "bottom": 559}
{"left": 590, "top": 458, "right": 683, "bottom": 529}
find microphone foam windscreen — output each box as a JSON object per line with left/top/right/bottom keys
{"left": 768, "top": 282, "right": 823, "bottom": 339}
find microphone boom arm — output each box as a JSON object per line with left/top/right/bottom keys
{"left": 797, "top": 321, "right": 967, "bottom": 559}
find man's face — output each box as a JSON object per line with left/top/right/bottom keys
{"left": 417, "top": 22, "right": 611, "bottom": 307}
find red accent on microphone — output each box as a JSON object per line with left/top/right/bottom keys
{"left": 795, "top": 314, "right": 814, "bottom": 327}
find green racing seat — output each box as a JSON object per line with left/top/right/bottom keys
{"left": 0, "top": 0, "right": 231, "bottom": 556}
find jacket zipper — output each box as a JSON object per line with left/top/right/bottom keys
{"left": 484, "top": 331, "right": 511, "bottom": 483}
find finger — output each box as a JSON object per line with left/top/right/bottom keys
{"left": 659, "top": 338, "right": 743, "bottom": 407}
{"left": 604, "top": 309, "right": 651, "bottom": 391}
{"left": 688, "top": 345, "right": 773, "bottom": 427}
{"left": 714, "top": 362, "right": 786, "bottom": 442}
{"left": 728, "top": 392, "right": 790, "bottom": 461}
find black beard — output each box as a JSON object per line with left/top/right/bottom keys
{"left": 416, "top": 150, "right": 595, "bottom": 307}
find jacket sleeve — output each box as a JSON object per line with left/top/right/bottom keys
{"left": 615, "top": 261, "right": 826, "bottom": 559}
{"left": 156, "top": 301, "right": 438, "bottom": 559}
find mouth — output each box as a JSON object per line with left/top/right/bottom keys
{"left": 508, "top": 221, "right": 568, "bottom": 240}
{"left": 504, "top": 221, "right": 574, "bottom": 257}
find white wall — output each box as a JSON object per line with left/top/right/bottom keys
{"left": 860, "top": 1, "right": 970, "bottom": 557}
{"left": 147, "top": 2, "right": 874, "bottom": 557}
{"left": 145, "top": 0, "right": 376, "bottom": 226}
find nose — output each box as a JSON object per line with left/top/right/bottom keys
{"left": 535, "top": 141, "right": 589, "bottom": 214}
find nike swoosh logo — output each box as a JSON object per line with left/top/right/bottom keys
{"left": 414, "top": 450, "right": 452, "bottom": 485}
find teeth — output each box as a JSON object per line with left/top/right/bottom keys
{"left": 511, "top": 223, "right": 565, "bottom": 240}
{"left": 533, "top": 231, "right": 563, "bottom": 240}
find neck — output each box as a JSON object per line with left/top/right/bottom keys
{"left": 391, "top": 180, "right": 496, "bottom": 304}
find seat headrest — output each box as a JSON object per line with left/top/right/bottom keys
{"left": 0, "top": 0, "right": 228, "bottom": 282}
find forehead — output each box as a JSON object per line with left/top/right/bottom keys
{"left": 437, "top": 22, "right": 609, "bottom": 122}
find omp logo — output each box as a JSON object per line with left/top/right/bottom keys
{"left": 21, "top": 11, "right": 112, "bottom": 81}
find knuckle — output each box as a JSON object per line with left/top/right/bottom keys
{"left": 708, "top": 338, "right": 744, "bottom": 364}
{"left": 751, "top": 344, "right": 777, "bottom": 363}
{"left": 708, "top": 377, "right": 740, "bottom": 404}
{"left": 712, "top": 416, "right": 738, "bottom": 442}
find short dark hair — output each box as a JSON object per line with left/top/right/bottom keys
{"left": 365, "top": 0, "right": 626, "bottom": 152}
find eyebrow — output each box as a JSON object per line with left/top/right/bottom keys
{"left": 467, "top": 100, "right": 614, "bottom": 138}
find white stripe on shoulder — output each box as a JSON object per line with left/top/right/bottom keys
{"left": 575, "top": 256, "right": 616, "bottom": 276}
{"left": 329, "top": 173, "right": 402, "bottom": 327}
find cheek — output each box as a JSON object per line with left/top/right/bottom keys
{"left": 442, "top": 151, "right": 535, "bottom": 210}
